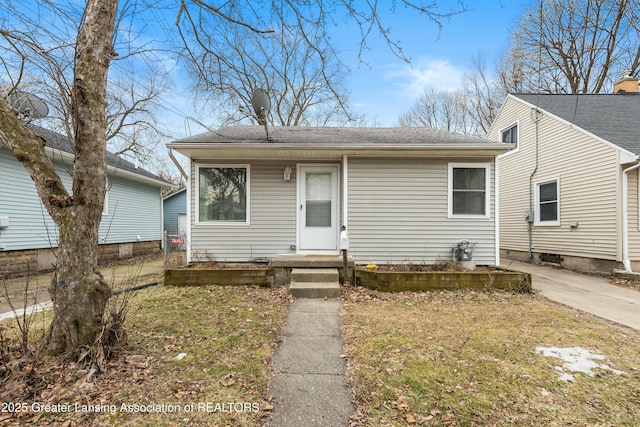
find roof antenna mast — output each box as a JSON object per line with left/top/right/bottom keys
{"left": 251, "top": 88, "right": 272, "bottom": 142}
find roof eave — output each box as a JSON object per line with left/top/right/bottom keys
{"left": 166, "top": 142, "right": 514, "bottom": 160}
{"left": 44, "top": 146, "right": 171, "bottom": 188}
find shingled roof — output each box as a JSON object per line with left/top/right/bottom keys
{"left": 169, "top": 125, "right": 513, "bottom": 160}
{"left": 174, "top": 125, "right": 493, "bottom": 145}
{"left": 513, "top": 93, "right": 640, "bottom": 155}
{"left": 28, "top": 125, "right": 169, "bottom": 185}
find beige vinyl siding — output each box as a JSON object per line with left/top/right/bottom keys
{"left": 628, "top": 170, "right": 640, "bottom": 260}
{"left": 346, "top": 158, "right": 497, "bottom": 265}
{"left": 492, "top": 96, "right": 620, "bottom": 260}
{"left": 190, "top": 160, "right": 298, "bottom": 261}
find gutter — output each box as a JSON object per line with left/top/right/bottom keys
{"left": 166, "top": 142, "right": 514, "bottom": 159}
{"left": 622, "top": 160, "right": 640, "bottom": 271}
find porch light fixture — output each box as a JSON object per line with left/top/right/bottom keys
{"left": 284, "top": 166, "right": 292, "bottom": 181}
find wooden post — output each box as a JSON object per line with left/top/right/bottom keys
{"left": 342, "top": 249, "right": 349, "bottom": 286}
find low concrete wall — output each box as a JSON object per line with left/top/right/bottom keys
{"left": 355, "top": 267, "right": 531, "bottom": 293}
{"left": 501, "top": 249, "right": 620, "bottom": 274}
{"left": 0, "top": 240, "right": 161, "bottom": 279}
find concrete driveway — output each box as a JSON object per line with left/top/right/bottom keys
{"left": 502, "top": 259, "right": 640, "bottom": 331}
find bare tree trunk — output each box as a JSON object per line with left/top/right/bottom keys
{"left": 43, "top": 0, "right": 118, "bottom": 355}
{"left": 0, "top": 0, "right": 118, "bottom": 355}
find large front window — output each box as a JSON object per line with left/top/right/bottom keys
{"left": 449, "top": 163, "right": 490, "bottom": 217}
{"left": 198, "top": 166, "right": 248, "bottom": 222}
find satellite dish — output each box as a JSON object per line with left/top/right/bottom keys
{"left": 251, "top": 88, "right": 270, "bottom": 122}
{"left": 250, "top": 88, "right": 272, "bottom": 141}
{"left": 6, "top": 91, "right": 49, "bottom": 121}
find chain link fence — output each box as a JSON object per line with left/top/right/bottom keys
{"left": 163, "top": 232, "right": 188, "bottom": 270}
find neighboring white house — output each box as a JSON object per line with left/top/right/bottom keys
{"left": 488, "top": 76, "right": 640, "bottom": 273}
{"left": 167, "top": 126, "right": 512, "bottom": 266}
{"left": 0, "top": 125, "right": 171, "bottom": 277}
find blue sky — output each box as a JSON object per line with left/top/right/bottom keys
{"left": 160, "top": 1, "right": 528, "bottom": 134}
{"left": 338, "top": 1, "right": 527, "bottom": 126}
{"left": 1, "top": 1, "right": 528, "bottom": 135}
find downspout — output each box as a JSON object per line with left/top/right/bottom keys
{"left": 168, "top": 148, "right": 189, "bottom": 181}
{"left": 528, "top": 108, "right": 541, "bottom": 261}
{"left": 342, "top": 154, "right": 348, "bottom": 228}
{"left": 622, "top": 161, "right": 640, "bottom": 271}
{"left": 495, "top": 157, "right": 500, "bottom": 266}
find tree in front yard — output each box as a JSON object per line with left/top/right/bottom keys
{"left": 0, "top": 0, "right": 118, "bottom": 354}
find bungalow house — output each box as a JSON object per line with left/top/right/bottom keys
{"left": 0, "top": 125, "right": 171, "bottom": 277}
{"left": 166, "top": 126, "right": 512, "bottom": 267}
{"left": 488, "top": 76, "right": 640, "bottom": 273}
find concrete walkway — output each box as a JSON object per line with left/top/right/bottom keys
{"left": 265, "top": 298, "right": 353, "bottom": 426}
{"left": 502, "top": 259, "right": 640, "bottom": 330}
{"left": 0, "top": 258, "right": 164, "bottom": 319}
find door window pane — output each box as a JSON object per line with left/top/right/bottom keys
{"left": 306, "top": 172, "right": 331, "bottom": 227}
{"left": 306, "top": 201, "right": 331, "bottom": 226}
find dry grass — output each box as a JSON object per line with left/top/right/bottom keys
{"left": 1, "top": 285, "right": 291, "bottom": 426}
{"left": 341, "top": 287, "right": 640, "bottom": 426}
{"left": 3, "top": 277, "right": 640, "bottom": 426}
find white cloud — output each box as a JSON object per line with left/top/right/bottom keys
{"left": 383, "top": 57, "right": 466, "bottom": 99}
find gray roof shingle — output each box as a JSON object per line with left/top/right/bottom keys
{"left": 514, "top": 93, "right": 640, "bottom": 155}
{"left": 29, "top": 125, "right": 168, "bottom": 185}
{"left": 173, "top": 125, "right": 494, "bottom": 145}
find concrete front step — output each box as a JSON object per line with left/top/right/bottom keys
{"left": 289, "top": 268, "right": 341, "bottom": 298}
{"left": 289, "top": 281, "right": 341, "bottom": 298}
{"left": 291, "top": 268, "right": 339, "bottom": 283}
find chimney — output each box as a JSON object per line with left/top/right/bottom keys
{"left": 614, "top": 71, "right": 639, "bottom": 93}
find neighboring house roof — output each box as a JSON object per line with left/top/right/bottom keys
{"left": 512, "top": 93, "right": 640, "bottom": 155}
{"left": 168, "top": 125, "right": 513, "bottom": 159}
{"left": 28, "top": 124, "right": 170, "bottom": 187}
{"left": 163, "top": 187, "right": 186, "bottom": 201}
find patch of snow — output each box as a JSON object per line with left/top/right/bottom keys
{"left": 536, "top": 346, "right": 625, "bottom": 382}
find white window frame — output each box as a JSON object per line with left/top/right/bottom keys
{"left": 500, "top": 121, "right": 519, "bottom": 154}
{"left": 448, "top": 162, "right": 491, "bottom": 219}
{"left": 102, "top": 176, "right": 109, "bottom": 216}
{"left": 195, "top": 164, "right": 250, "bottom": 225}
{"left": 534, "top": 177, "right": 560, "bottom": 226}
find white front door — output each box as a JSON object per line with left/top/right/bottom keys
{"left": 298, "top": 165, "right": 339, "bottom": 252}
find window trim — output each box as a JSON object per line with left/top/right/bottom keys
{"left": 102, "top": 177, "right": 109, "bottom": 216}
{"left": 195, "top": 164, "right": 251, "bottom": 225}
{"left": 447, "top": 162, "right": 491, "bottom": 219}
{"left": 499, "top": 121, "right": 519, "bottom": 154}
{"left": 534, "top": 177, "right": 560, "bottom": 226}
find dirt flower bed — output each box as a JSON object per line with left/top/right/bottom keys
{"left": 368, "top": 260, "right": 497, "bottom": 272}
{"left": 185, "top": 262, "right": 270, "bottom": 270}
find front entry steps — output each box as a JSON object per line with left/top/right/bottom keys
{"left": 289, "top": 268, "right": 341, "bottom": 298}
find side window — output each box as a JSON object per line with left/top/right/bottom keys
{"left": 448, "top": 163, "right": 490, "bottom": 218}
{"left": 535, "top": 178, "right": 559, "bottom": 226}
{"left": 501, "top": 123, "right": 518, "bottom": 148}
